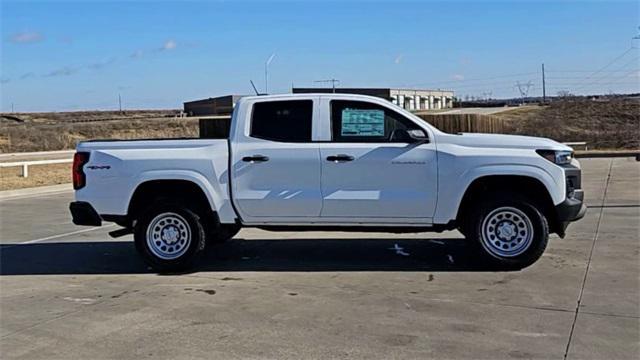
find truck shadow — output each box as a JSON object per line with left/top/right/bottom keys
{"left": 0, "top": 237, "right": 504, "bottom": 275}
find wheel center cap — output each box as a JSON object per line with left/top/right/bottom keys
{"left": 162, "top": 226, "right": 180, "bottom": 244}
{"left": 497, "top": 222, "right": 517, "bottom": 241}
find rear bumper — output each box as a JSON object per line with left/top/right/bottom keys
{"left": 69, "top": 201, "right": 102, "bottom": 226}
{"left": 555, "top": 189, "right": 586, "bottom": 236}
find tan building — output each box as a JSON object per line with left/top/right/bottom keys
{"left": 292, "top": 87, "right": 454, "bottom": 111}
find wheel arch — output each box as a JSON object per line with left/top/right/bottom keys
{"left": 455, "top": 174, "right": 561, "bottom": 235}
{"left": 127, "top": 178, "right": 220, "bottom": 227}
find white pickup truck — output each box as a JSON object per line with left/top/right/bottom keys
{"left": 70, "top": 93, "right": 585, "bottom": 271}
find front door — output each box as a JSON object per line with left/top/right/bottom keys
{"left": 319, "top": 99, "right": 438, "bottom": 221}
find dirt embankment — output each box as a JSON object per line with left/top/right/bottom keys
{"left": 497, "top": 98, "right": 640, "bottom": 150}
{"left": 1, "top": 110, "right": 198, "bottom": 153}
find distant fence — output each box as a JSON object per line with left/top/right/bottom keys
{"left": 416, "top": 114, "right": 505, "bottom": 134}
{"left": 199, "top": 113, "right": 506, "bottom": 139}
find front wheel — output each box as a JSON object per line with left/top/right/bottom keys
{"left": 134, "top": 202, "right": 206, "bottom": 272}
{"left": 467, "top": 195, "right": 549, "bottom": 270}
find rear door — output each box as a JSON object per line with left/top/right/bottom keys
{"left": 230, "top": 98, "right": 322, "bottom": 222}
{"left": 318, "top": 99, "right": 438, "bottom": 222}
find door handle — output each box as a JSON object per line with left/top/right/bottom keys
{"left": 242, "top": 155, "right": 270, "bottom": 163}
{"left": 326, "top": 154, "right": 355, "bottom": 162}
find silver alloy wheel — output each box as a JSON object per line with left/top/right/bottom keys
{"left": 480, "top": 206, "right": 534, "bottom": 258}
{"left": 146, "top": 212, "right": 191, "bottom": 260}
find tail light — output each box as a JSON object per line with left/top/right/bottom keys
{"left": 72, "top": 152, "right": 90, "bottom": 190}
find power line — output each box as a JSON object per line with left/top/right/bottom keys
{"left": 568, "top": 46, "right": 637, "bottom": 90}
{"left": 546, "top": 69, "right": 638, "bottom": 73}
{"left": 573, "top": 55, "right": 639, "bottom": 92}
{"left": 547, "top": 69, "right": 639, "bottom": 79}
{"left": 405, "top": 72, "right": 538, "bottom": 87}
{"left": 314, "top": 79, "right": 340, "bottom": 92}
{"left": 440, "top": 79, "right": 540, "bottom": 90}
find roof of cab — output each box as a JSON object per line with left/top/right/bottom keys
{"left": 239, "top": 93, "right": 385, "bottom": 102}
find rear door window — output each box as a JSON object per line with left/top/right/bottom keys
{"left": 250, "top": 100, "right": 313, "bottom": 142}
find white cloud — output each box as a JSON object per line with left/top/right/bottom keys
{"left": 20, "top": 72, "right": 36, "bottom": 80}
{"left": 452, "top": 74, "right": 465, "bottom": 81}
{"left": 162, "top": 39, "right": 177, "bottom": 51}
{"left": 130, "top": 50, "right": 144, "bottom": 59}
{"left": 44, "top": 66, "right": 80, "bottom": 77}
{"left": 88, "top": 57, "right": 116, "bottom": 70}
{"left": 9, "top": 31, "right": 44, "bottom": 44}
{"left": 394, "top": 54, "right": 403, "bottom": 64}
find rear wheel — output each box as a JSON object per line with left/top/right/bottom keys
{"left": 134, "top": 202, "right": 206, "bottom": 272}
{"left": 467, "top": 195, "right": 548, "bottom": 269}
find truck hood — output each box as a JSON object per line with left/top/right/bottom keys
{"left": 438, "top": 132, "right": 572, "bottom": 151}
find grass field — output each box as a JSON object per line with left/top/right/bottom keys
{"left": 497, "top": 98, "right": 639, "bottom": 149}
{"left": 0, "top": 163, "right": 70, "bottom": 190}
{"left": 1, "top": 110, "right": 198, "bottom": 153}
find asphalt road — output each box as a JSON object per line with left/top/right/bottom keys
{"left": 0, "top": 158, "right": 638, "bottom": 359}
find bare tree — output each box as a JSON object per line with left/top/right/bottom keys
{"left": 557, "top": 90, "right": 573, "bottom": 98}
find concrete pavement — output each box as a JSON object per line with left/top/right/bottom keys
{"left": 0, "top": 158, "right": 638, "bottom": 359}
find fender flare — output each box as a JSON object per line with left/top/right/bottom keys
{"left": 435, "top": 163, "right": 564, "bottom": 224}
{"left": 127, "top": 170, "right": 226, "bottom": 215}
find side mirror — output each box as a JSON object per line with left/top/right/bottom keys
{"left": 391, "top": 129, "right": 429, "bottom": 143}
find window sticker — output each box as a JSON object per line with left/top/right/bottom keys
{"left": 341, "top": 109, "right": 384, "bottom": 136}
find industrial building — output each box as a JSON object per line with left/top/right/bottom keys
{"left": 185, "top": 88, "right": 454, "bottom": 116}
{"left": 292, "top": 87, "right": 455, "bottom": 111}
{"left": 183, "top": 95, "right": 244, "bottom": 116}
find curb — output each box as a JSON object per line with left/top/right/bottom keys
{"left": 0, "top": 183, "right": 73, "bottom": 201}
{"left": 575, "top": 150, "right": 640, "bottom": 160}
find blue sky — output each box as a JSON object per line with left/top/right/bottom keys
{"left": 1, "top": 0, "right": 638, "bottom": 111}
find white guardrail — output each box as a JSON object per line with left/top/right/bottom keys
{"left": 563, "top": 142, "right": 588, "bottom": 150}
{"left": 0, "top": 158, "right": 73, "bottom": 177}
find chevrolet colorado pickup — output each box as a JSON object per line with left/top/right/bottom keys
{"left": 70, "top": 93, "right": 586, "bottom": 271}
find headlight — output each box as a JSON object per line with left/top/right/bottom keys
{"left": 536, "top": 150, "right": 573, "bottom": 165}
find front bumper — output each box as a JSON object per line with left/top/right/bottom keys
{"left": 69, "top": 201, "right": 102, "bottom": 226}
{"left": 555, "top": 189, "right": 586, "bottom": 236}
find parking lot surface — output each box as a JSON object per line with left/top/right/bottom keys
{"left": 1, "top": 158, "right": 638, "bottom": 359}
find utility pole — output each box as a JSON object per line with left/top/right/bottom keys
{"left": 542, "top": 63, "right": 547, "bottom": 104}
{"left": 11, "top": 103, "right": 14, "bottom": 113}
{"left": 314, "top": 79, "right": 340, "bottom": 93}
{"left": 118, "top": 93, "right": 122, "bottom": 113}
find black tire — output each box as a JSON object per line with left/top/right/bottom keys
{"left": 134, "top": 201, "right": 206, "bottom": 272}
{"left": 466, "top": 194, "right": 549, "bottom": 270}
{"left": 207, "top": 224, "right": 241, "bottom": 243}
